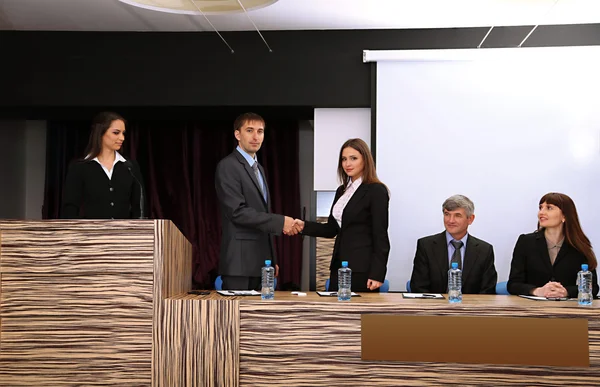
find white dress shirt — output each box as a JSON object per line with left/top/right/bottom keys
{"left": 90, "top": 151, "right": 126, "bottom": 180}
{"left": 332, "top": 177, "right": 362, "bottom": 227}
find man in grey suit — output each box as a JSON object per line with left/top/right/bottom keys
{"left": 215, "top": 112, "right": 297, "bottom": 290}
{"left": 410, "top": 195, "right": 498, "bottom": 294}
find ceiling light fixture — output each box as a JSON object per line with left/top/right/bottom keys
{"left": 118, "top": 0, "right": 278, "bottom": 15}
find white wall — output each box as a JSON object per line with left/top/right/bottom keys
{"left": 374, "top": 47, "right": 600, "bottom": 291}
{"left": 313, "top": 108, "right": 371, "bottom": 191}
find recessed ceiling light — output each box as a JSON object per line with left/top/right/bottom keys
{"left": 118, "top": 0, "right": 279, "bottom": 15}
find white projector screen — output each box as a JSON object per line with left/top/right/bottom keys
{"left": 372, "top": 47, "right": 600, "bottom": 291}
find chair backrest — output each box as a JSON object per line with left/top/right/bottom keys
{"left": 495, "top": 281, "right": 509, "bottom": 295}
{"left": 380, "top": 279, "right": 390, "bottom": 293}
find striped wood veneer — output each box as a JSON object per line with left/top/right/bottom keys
{"left": 158, "top": 299, "right": 239, "bottom": 386}
{"left": 0, "top": 220, "right": 194, "bottom": 386}
{"left": 237, "top": 293, "right": 600, "bottom": 386}
{"left": 315, "top": 216, "right": 335, "bottom": 291}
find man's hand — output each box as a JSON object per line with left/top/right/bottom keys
{"left": 275, "top": 264, "right": 279, "bottom": 278}
{"left": 283, "top": 216, "right": 298, "bottom": 235}
{"left": 367, "top": 279, "right": 383, "bottom": 291}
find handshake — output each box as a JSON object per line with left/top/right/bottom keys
{"left": 283, "top": 216, "right": 305, "bottom": 236}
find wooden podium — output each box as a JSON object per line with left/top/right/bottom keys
{"left": 0, "top": 220, "right": 195, "bottom": 386}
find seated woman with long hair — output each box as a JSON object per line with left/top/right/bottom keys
{"left": 507, "top": 192, "right": 598, "bottom": 298}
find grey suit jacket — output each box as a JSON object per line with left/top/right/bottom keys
{"left": 410, "top": 231, "right": 497, "bottom": 294}
{"left": 215, "top": 150, "right": 284, "bottom": 277}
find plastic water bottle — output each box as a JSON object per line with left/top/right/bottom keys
{"left": 448, "top": 262, "right": 462, "bottom": 303}
{"left": 261, "top": 260, "right": 275, "bottom": 300}
{"left": 338, "top": 261, "right": 352, "bottom": 301}
{"left": 578, "top": 264, "right": 593, "bottom": 306}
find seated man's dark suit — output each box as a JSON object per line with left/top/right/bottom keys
{"left": 410, "top": 231, "right": 497, "bottom": 294}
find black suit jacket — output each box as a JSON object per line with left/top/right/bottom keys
{"left": 507, "top": 231, "right": 599, "bottom": 298}
{"left": 215, "top": 150, "right": 284, "bottom": 277}
{"left": 302, "top": 182, "right": 390, "bottom": 282}
{"left": 410, "top": 231, "right": 497, "bottom": 294}
{"left": 61, "top": 159, "right": 145, "bottom": 219}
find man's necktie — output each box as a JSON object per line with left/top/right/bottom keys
{"left": 450, "top": 240, "right": 464, "bottom": 270}
{"left": 252, "top": 161, "right": 265, "bottom": 198}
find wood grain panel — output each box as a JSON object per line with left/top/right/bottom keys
{"left": 315, "top": 216, "right": 334, "bottom": 291}
{"left": 237, "top": 357, "right": 599, "bottom": 387}
{"left": 0, "top": 220, "right": 162, "bottom": 386}
{"left": 156, "top": 299, "right": 239, "bottom": 386}
{"left": 239, "top": 294, "right": 600, "bottom": 385}
{"left": 0, "top": 220, "right": 154, "bottom": 275}
{"left": 152, "top": 219, "right": 195, "bottom": 386}
{"left": 156, "top": 219, "right": 193, "bottom": 299}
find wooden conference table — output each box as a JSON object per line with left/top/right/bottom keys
{"left": 1, "top": 220, "right": 599, "bottom": 386}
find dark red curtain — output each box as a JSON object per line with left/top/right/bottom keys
{"left": 43, "top": 118, "right": 303, "bottom": 289}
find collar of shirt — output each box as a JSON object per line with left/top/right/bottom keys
{"left": 446, "top": 231, "right": 469, "bottom": 248}
{"left": 236, "top": 145, "right": 257, "bottom": 167}
{"left": 446, "top": 231, "right": 469, "bottom": 266}
{"left": 346, "top": 176, "right": 363, "bottom": 191}
{"left": 90, "top": 151, "right": 126, "bottom": 180}
{"left": 90, "top": 151, "right": 126, "bottom": 166}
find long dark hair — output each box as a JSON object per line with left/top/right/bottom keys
{"left": 83, "top": 111, "right": 126, "bottom": 160}
{"left": 337, "top": 138, "right": 387, "bottom": 192}
{"left": 539, "top": 192, "right": 597, "bottom": 270}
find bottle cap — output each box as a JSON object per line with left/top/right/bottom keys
{"left": 341, "top": 261, "right": 348, "bottom": 268}
{"left": 265, "top": 260, "right": 272, "bottom": 266}
{"left": 451, "top": 262, "right": 458, "bottom": 269}
{"left": 582, "top": 264, "right": 589, "bottom": 271}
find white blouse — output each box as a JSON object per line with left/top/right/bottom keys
{"left": 332, "top": 177, "right": 362, "bottom": 227}
{"left": 91, "top": 151, "right": 126, "bottom": 180}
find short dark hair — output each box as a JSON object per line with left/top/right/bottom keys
{"left": 233, "top": 112, "right": 265, "bottom": 132}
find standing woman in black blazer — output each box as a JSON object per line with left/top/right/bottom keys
{"left": 61, "top": 112, "right": 146, "bottom": 219}
{"left": 507, "top": 192, "right": 598, "bottom": 298}
{"left": 295, "top": 138, "right": 390, "bottom": 292}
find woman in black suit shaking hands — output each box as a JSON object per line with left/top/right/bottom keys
{"left": 61, "top": 111, "right": 146, "bottom": 219}
{"left": 508, "top": 192, "right": 598, "bottom": 298}
{"left": 294, "top": 138, "right": 390, "bottom": 292}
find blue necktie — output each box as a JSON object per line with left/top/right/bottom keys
{"left": 252, "top": 162, "right": 265, "bottom": 199}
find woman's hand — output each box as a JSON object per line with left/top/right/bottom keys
{"left": 533, "top": 282, "right": 567, "bottom": 298}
